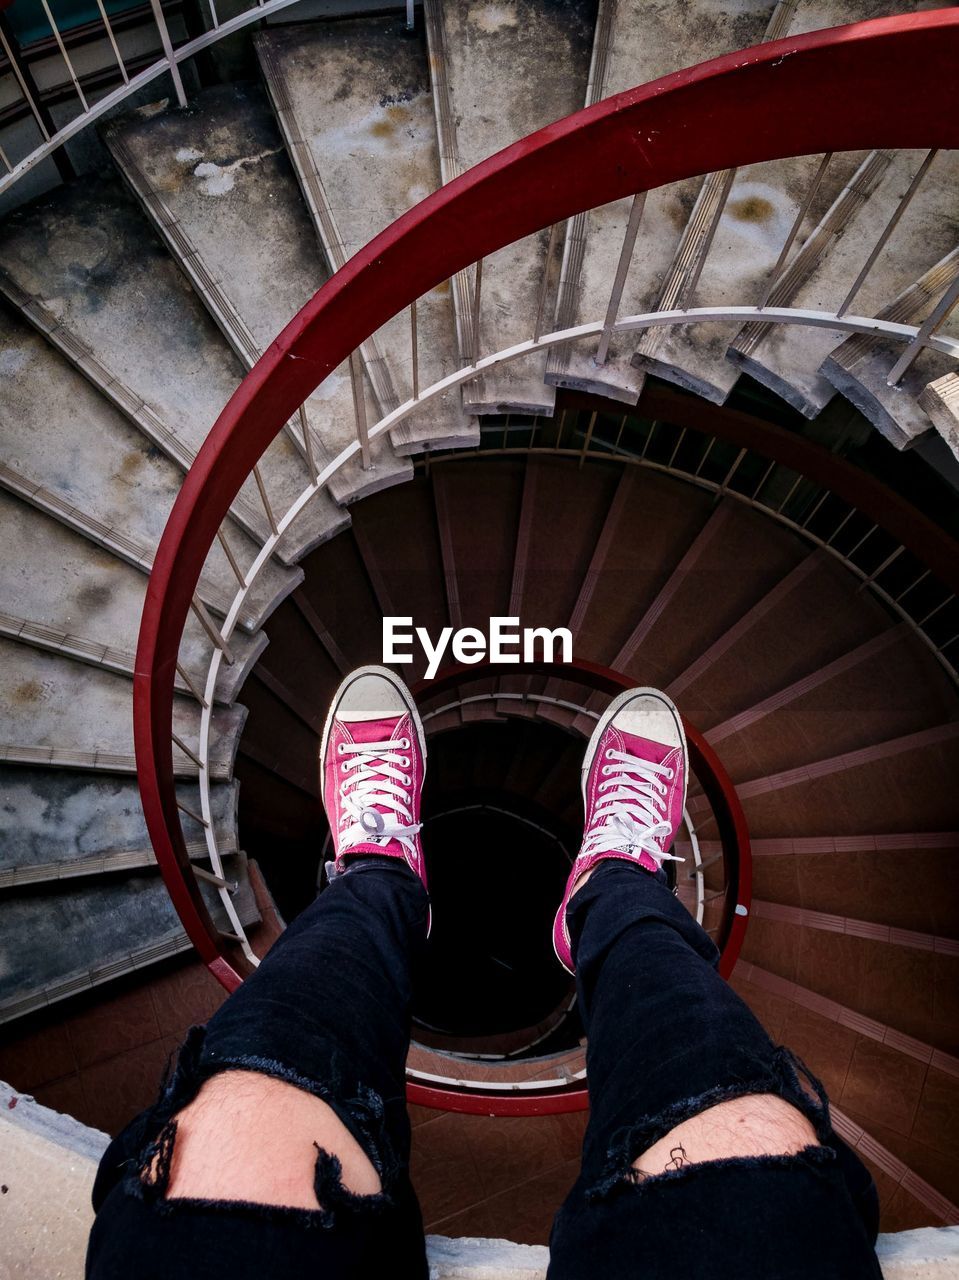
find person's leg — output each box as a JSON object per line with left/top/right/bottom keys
{"left": 548, "top": 689, "right": 881, "bottom": 1279}
{"left": 87, "top": 667, "right": 432, "bottom": 1280}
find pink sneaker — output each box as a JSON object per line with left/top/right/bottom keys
{"left": 320, "top": 665, "right": 428, "bottom": 896}
{"left": 552, "top": 687, "right": 688, "bottom": 974}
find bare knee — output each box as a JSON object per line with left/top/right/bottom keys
{"left": 159, "top": 1070, "right": 382, "bottom": 1209}
{"left": 632, "top": 1093, "right": 818, "bottom": 1180}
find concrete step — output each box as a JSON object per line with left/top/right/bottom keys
{"left": 822, "top": 250, "right": 959, "bottom": 453}
{"left": 546, "top": 0, "right": 778, "bottom": 404}
{"left": 0, "top": 767, "right": 238, "bottom": 889}
{"left": 0, "top": 177, "right": 346, "bottom": 564}
{"left": 0, "top": 304, "right": 300, "bottom": 634}
{"left": 729, "top": 148, "right": 959, "bottom": 420}
{"left": 0, "top": 489, "right": 262, "bottom": 704}
{"left": 919, "top": 371, "right": 959, "bottom": 460}
{"left": 0, "top": 852, "right": 260, "bottom": 1024}
{"left": 255, "top": 16, "right": 477, "bottom": 454}
{"left": 422, "top": 0, "right": 595, "bottom": 414}
{"left": 104, "top": 84, "right": 413, "bottom": 504}
{"left": 0, "top": 640, "right": 246, "bottom": 780}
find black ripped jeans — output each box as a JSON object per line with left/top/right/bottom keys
{"left": 86, "top": 860, "right": 882, "bottom": 1279}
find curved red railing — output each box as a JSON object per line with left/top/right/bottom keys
{"left": 134, "top": 11, "right": 959, "bottom": 1105}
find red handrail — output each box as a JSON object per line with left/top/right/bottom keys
{"left": 135, "top": 11, "right": 959, "bottom": 1033}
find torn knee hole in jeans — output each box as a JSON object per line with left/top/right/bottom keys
{"left": 130, "top": 1027, "right": 395, "bottom": 1226}
{"left": 587, "top": 1045, "right": 836, "bottom": 1202}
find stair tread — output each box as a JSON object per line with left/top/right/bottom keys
{"left": 0, "top": 640, "right": 245, "bottom": 779}
{"left": 0, "top": 178, "right": 345, "bottom": 562}
{"left": 730, "top": 148, "right": 959, "bottom": 422}
{"left": 0, "top": 296, "right": 301, "bottom": 634}
{"left": 0, "top": 489, "right": 260, "bottom": 701}
{"left": 424, "top": 0, "right": 595, "bottom": 413}
{"left": 255, "top": 17, "right": 477, "bottom": 454}
{"left": 106, "top": 84, "right": 412, "bottom": 504}
{"left": 547, "top": 0, "right": 777, "bottom": 404}
{"left": 0, "top": 767, "right": 238, "bottom": 873}
{"left": 0, "top": 862, "right": 259, "bottom": 1022}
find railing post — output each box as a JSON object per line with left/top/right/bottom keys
{"left": 148, "top": 0, "right": 188, "bottom": 108}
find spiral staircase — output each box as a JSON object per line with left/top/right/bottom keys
{"left": 1, "top": 0, "right": 959, "bottom": 1254}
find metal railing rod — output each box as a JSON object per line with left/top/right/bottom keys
{"left": 148, "top": 0, "right": 188, "bottom": 109}
{"left": 837, "top": 149, "right": 937, "bottom": 317}
{"left": 298, "top": 406, "right": 320, "bottom": 484}
{"left": 349, "top": 351, "right": 373, "bottom": 471}
{"left": 887, "top": 272, "right": 959, "bottom": 385}
{"left": 595, "top": 192, "right": 646, "bottom": 367}
{"left": 0, "top": 143, "right": 11, "bottom": 175}
{"left": 799, "top": 489, "right": 830, "bottom": 527}
{"left": 825, "top": 508, "right": 856, "bottom": 546}
{"left": 683, "top": 169, "right": 736, "bottom": 305}
{"left": 0, "top": 26, "right": 52, "bottom": 142}
{"left": 191, "top": 598, "right": 235, "bottom": 663}
{"left": 895, "top": 568, "right": 930, "bottom": 603}
{"left": 693, "top": 436, "right": 716, "bottom": 477}
{"left": 667, "top": 426, "right": 687, "bottom": 469}
{"left": 194, "top": 866, "right": 228, "bottom": 888}
{"left": 172, "top": 732, "right": 204, "bottom": 771}
{"left": 216, "top": 528, "right": 245, "bottom": 585}
{"left": 776, "top": 475, "right": 803, "bottom": 513}
{"left": 718, "top": 448, "right": 748, "bottom": 493}
{"left": 917, "top": 594, "right": 954, "bottom": 627}
{"left": 410, "top": 300, "right": 419, "bottom": 400}
{"left": 176, "top": 662, "right": 209, "bottom": 707}
{"left": 209, "top": 0, "right": 221, "bottom": 28}
{"left": 406, "top": 0, "right": 415, "bottom": 29}
{"left": 533, "top": 222, "right": 561, "bottom": 342}
{"left": 470, "top": 258, "right": 484, "bottom": 365}
{"left": 39, "top": 0, "right": 90, "bottom": 111}
{"left": 752, "top": 459, "right": 776, "bottom": 499}
{"left": 94, "top": 0, "right": 130, "bottom": 82}
{"left": 640, "top": 420, "right": 658, "bottom": 460}
{"left": 176, "top": 798, "right": 209, "bottom": 828}
{"left": 846, "top": 524, "right": 877, "bottom": 559}
{"left": 758, "top": 152, "right": 832, "bottom": 308}
{"left": 861, "top": 544, "right": 904, "bottom": 587}
{"left": 252, "top": 465, "right": 278, "bottom": 535}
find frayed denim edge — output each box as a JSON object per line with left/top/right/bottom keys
{"left": 587, "top": 1044, "right": 834, "bottom": 1203}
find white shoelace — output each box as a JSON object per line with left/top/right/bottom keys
{"left": 582, "top": 747, "right": 685, "bottom": 867}
{"left": 336, "top": 737, "right": 422, "bottom": 858}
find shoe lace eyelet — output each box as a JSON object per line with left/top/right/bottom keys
{"left": 337, "top": 743, "right": 346, "bottom": 755}
{"left": 402, "top": 774, "right": 411, "bottom": 786}
{"left": 605, "top": 748, "right": 614, "bottom": 759}
{"left": 399, "top": 737, "right": 410, "bottom": 750}
{"left": 340, "top": 762, "right": 348, "bottom": 774}
{"left": 400, "top": 755, "right": 410, "bottom": 768}
{"left": 666, "top": 767, "right": 674, "bottom": 779}
{"left": 601, "top": 765, "right": 610, "bottom": 777}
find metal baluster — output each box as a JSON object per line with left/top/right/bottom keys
{"left": 406, "top": 0, "right": 415, "bottom": 29}
{"left": 718, "top": 447, "right": 747, "bottom": 494}
{"left": 845, "top": 524, "right": 877, "bottom": 561}
{"left": 176, "top": 662, "right": 209, "bottom": 707}
{"left": 758, "top": 152, "right": 832, "bottom": 308}
{"left": 176, "top": 798, "right": 209, "bottom": 828}
{"left": 595, "top": 192, "right": 646, "bottom": 367}
{"left": 93, "top": 0, "right": 128, "bottom": 81}
{"left": 693, "top": 437, "right": 715, "bottom": 477}
{"left": 252, "top": 465, "right": 278, "bottom": 535}
{"left": 859, "top": 544, "right": 904, "bottom": 588}
{"left": 751, "top": 460, "right": 775, "bottom": 500}
{"left": 579, "top": 412, "right": 598, "bottom": 465}
{"left": 895, "top": 569, "right": 929, "bottom": 604}
{"left": 776, "top": 475, "right": 803, "bottom": 514}
{"left": 613, "top": 414, "right": 628, "bottom": 452}
{"left": 148, "top": 0, "right": 188, "bottom": 109}
{"left": 825, "top": 508, "right": 856, "bottom": 547}
{"left": 410, "top": 300, "right": 419, "bottom": 400}
{"left": 191, "top": 598, "right": 235, "bottom": 663}
{"left": 640, "top": 420, "right": 658, "bottom": 459}
{"left": 799, "top": 490, "right": 829, "bottom": 528}
{"left": 470, "top": 259, "right": 484, "bottom": 366}
{"left": 887, "top": 273, "right": 959, "bottom": 386}
{"left": 209, "top": 0, "right": 220, "bottom": 28}
{"left": 0, "top": 26, "right": 51, "bottom": 141}
{"left": 837, "top": 150, "right": 937, "bottom": 318}
{"left": 172, "top": 732, "right": 204, "bottom": 771}
{"left": 298, "top": 406, "right": 320, "bottom": 484}
{"left": 532, "top": 222, "right": 561, "bottom": 343}
{"left": 682, "top": 169, "right": 737, "bottom": 307}
{"left": 216, "top": 528, "right": 245, "bottom": 585}
{"left": 39, "top": 0, "right": 89, "bottom": 110}
{"left": 349, "top": 351, "right": 373, "bottom": 471}
{"left": 917, "top": 594, "right": 954, "bottom": 628}
{"left": 667, "top": 427, "right": 687, "bottom": 469}
{"left": 0, "top": 142, "right": 12, "bottom": 174}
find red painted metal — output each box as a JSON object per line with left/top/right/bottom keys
{"left": 134, "top": 12, "right": 959, "bottom": 1111}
